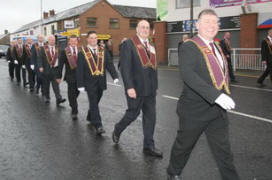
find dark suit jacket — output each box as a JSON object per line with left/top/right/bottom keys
{"left": 220, "top": 39, "right": 231, "bottom": 58}
{"left": 30, "top": 44, "right": 41, "bottom": 71}
{"left": 178, "top": 41, "right": 226, "bottom": 123}
{"left": 37, "top": 46, "right": 61, "bottom": 76}
{"left": 261, "top": 38, "right": 272, "bottom": 63}
{"left": 6, "top": 47, "right": 14, "bottom": 63}
{"left": 59, "top": 49, "right": 77, "bottom": 83}
{"left": 13, "top": 45, "right": 25, "bottom": 65}
{"left": 23, "top": 44, "right": 32, "bottom": 67}
{"left": 119, "top": 39, "right": 158, "bottom": 96}
{"left": 76, "top": 47, "right": 118, "bottom": 91}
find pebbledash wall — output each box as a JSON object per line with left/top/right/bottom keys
{"left": 153, "top": 0, "right": 272, "bottom": 64}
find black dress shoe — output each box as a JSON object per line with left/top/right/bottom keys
{"left": 96, "top": 126, "right": 105, "bottom": 135}
{"left": 257, "top": 82, "right": 265, "bottom": 88}
{"left": 57, "top": 98, "right": 66, "bottom": 105}
{"left": 167, "top": 174, "right": 181, "bottom": 180}
{"left": 231, "top": 79, "right": 238, "bottom": 83}
{"left": 112, "top": 130, "right": 120, "bottom": 144}
{"left": 45, "top": 98, "right": 50, "bottom": 103}
{"left": 143, "top": 147, "right": 163, "bottom": 158}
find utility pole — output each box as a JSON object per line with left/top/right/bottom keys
{"left": 40, "top": 0, "right": 43, "bottom": 35}
{"left": 190, "top": 0, "right": 194, "bottom": 37}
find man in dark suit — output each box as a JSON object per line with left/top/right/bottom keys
{"left": 23, "top": 37, "right": 35, "bottom": 91}
{"left": 167, "top": 9, "right": 240, "bottom": 180}
{"left": 13, "top": 37, "right": 25, "bottom": 85}
{"left": 177, "top": 34, "right": 189, "bottom": 57}
{"left": 31, "top": 35, "right": 44, "bottom": 95}
{"left": 59, "top": 35, "right": 80, "bottom": 120}
{"left": 77, "top": 31, "right": 119, "bottom": 135}
{"left": 112, "top": 20, "right": 163, "bottom": 158}
{"left": 37, "top": 35, "right": 66, "bottom": 105}
{"left": 6, "top": 41, "right": 16, "bottom": 81}
{"left": 257, "top": 28, "right": 272, "bottom": 87}
{"left": 220, "top": 32, "right": 237, "bottom": 82}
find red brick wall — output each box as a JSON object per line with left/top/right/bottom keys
{"left": 240, "top": 13, "right": 258, "bottom": 48}
{"left": 79, "top": 1, "right": 151, "bottom": 56}
{"left": 154, "top": 21, "right": 167, "bottom": 64}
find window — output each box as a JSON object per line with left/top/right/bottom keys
{"left": 109, "top": 18, "right": 119, "bottom": 29}
{"left": 75, "top": 18, "right": 80, "bottom": 28}
{"left": 87, "top": 17, "right": 97, "bottom": 28}
{"left": 176, "top": 0, "right": 200, "bottom": 9}
{"left": 44, "top": 27, "right": 47, "bottom": 36}
{"left": 51, "top": 25, "right": 55, "bottom": 34}
{"left": 129, "top": 19, "right": 138, "bottom": 29}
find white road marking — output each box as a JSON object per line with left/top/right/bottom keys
{"left": 230, "top": 84, "right": 272, "bottom": 93}
{"left": 107, "top": 82, "right": 122, "bottom": 87}
{"left": 162, "top": 95, "right": 272, "bottom": 124}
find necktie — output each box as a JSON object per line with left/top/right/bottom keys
{"left": 72, "top": 47, "right": 76, "bottom": 55}
{"left": 144, "top": 41, "right": 150, "bottom": 58}
{"left": 209, "top": 42, "right": 224, "bottom": 71}
{"left": 144, "top": 41, "right": 148, "bottom": 49}
{"left": 51, "top": 47, "right": 54, "bottom": 57}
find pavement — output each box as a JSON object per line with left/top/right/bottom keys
{"left": 0, "top": 58, "right": 272, "bottom": 180}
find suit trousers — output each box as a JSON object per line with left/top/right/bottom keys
{"left": 167, "top": 109, "right": 240, "bottom": 180}
{"left": 15, "top": 64, "right": 22, "bottom": 83}
{"left": 43, "top": 68, "right": 62, "bottom": 100}
{"left": 86, "top": 86, "right": 103, "bottom": 128}
{"left": 67, "top": 81, "right": 80, "bottom": 114}
{"left": 257, "top": 61, "right": 272, "bottom": 83}
{"left": 115, "top": 95, "right": 156, "bottom": 149}
{"left": 8, "top": 62, "right": 15, "bottom": 79}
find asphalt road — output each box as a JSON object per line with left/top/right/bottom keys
{"left": 0, "top": 59, "right": 271, "bottom": 180}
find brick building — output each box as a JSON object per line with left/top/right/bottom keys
{"left": 154, "top": 0, "right": 272, "bottom": 64}
{"left": 10, "top": 0, "right": 156, "bottom": 56}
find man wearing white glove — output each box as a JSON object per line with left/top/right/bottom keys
{"left": 76, "top": 31, "right": 119, "bottom": 135}
{"left": 167, "top": 9, "right": 240, "bottom": 180}
{"left": 6, "top": 41, "right": 16, "bottom": 81}
{"left": 13, "top": 37, "right": 25, "bottom": 85}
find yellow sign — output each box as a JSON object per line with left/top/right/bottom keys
{"left": 61, "top": 28, "right": 80, "bottom": 37}
{"left": 97, "top": 34, "right": 111, "bottom": 40}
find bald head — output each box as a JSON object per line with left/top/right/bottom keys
{"left": 48, "top": 35, "right": 55, "bottom": 46}
{"left": 136, "top": 20, "right": 150, "bottom": 40}
{"left": 27, "top": 37, "right": 33, "bottom": 44}
{"left": 38, "top": 35, "right": 44, "bottom": 43}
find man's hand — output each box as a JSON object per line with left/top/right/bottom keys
{"left": 113, "top": 79, "right": 119, "bottom": 84}
{"left": 14, "top": 60, "right": 18, "bottom": 64}
{"left": 127, "top": 88, "right": 136, "bottom": 99}
{"left": 262, "top": 61, "right": 267, "bottom": 64}
{"left": 215, "top": 93, "right": 235, "bottom": 110}
{"left": 22, "top": 65, "right": 26, "bottom": 69}
{"left": 39, "top": 67, "right": 44, "bottom": 72}
{"left": 56, "top": 79, "right": 61, "bottom": 84}
{"left": 30, "top": 65, "right": 35, "bottom": 70}
{"left": 78, "top": 87, "right": 85, "bottom": 92}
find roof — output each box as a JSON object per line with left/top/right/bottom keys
{"left": 12, "top": 0, "right": 156, "bottom": 34}
{"left": 113, "top": 5, "right": 156, "bottom": 19}
{"left": 43, "top": 0, "right": 101, "bottom": 25}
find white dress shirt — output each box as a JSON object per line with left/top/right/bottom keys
{"left": 70, "top": 46, "right": 78, "bottom": 55}
{"left": 137, "top": 35, "right": 149, "bottom": 49}
{"left": 87, "top": 45, "right": 98, "bottom": 55}
{"left": 198, "top": 34, "right": 224, "bottom": 69}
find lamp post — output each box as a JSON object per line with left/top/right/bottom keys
{"left": 40, "top": 0, "right": 43, "bottom": 35}
{"left": 190, "top": 0, "right": 194, "bottom": 37}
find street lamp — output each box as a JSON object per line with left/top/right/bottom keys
{"left": 40, "top": 0, "right": 43, "bottom": 35}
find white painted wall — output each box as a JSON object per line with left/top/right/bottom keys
{"left": 165, "top": 0, "right": 272, "bottom": 23}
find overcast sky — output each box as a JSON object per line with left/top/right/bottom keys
{"left": 0, "top": 0, "right": 156, "bottom": 34}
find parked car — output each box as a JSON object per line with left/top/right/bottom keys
{"left": 0, "top": 44, "right": 9, "bottom": 58}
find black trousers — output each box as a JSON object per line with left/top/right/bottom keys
{"left": 22, "top": 65, "right": 35, "bottom": 88}
{"left": 115, "top": 95, "right": 156, "bottom": 149}
{"left": 35, "top": 70, "right": 44, "bottom": 94}
{"left": 15, "top": 64, "right": 22, "bottom": 83}
{"left": 86, "top": 86, "right": 103, "bottom": 128}
{"left": 67, "top": 81, "right": 80, "bottom": 114}
{"left": 8, "top": 62, "right": 15, "bottom": 79}
{"left": 167, "top": 110, "right": 240, "bottom": 180}
{"left": 227, "top": 57, "right": 235, "bottom": 81}
{"left": 43, "top": 68, "right": 62, "bottom": 100}
{"left": 257, "top": 61, "right": 272, "bottom": 83}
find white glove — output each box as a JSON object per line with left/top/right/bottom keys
{"left": 14, "top": 60, "right": 18, "bottom": 64}
{"left": 30, "top": 65, "right": 35, "bottom": 70}
{"left": 78, "top": 87, "right": 85, "bottom": 92}
{"left": 113, "top": 79, "right": 119, "bottom": 84}
{"left": 215, "top": 93, "right": 236, "bottom": 110}
{"left": 22, "top": 65, "right": 26, "bottom": 69}
{"left": 7, "top": 61, "right": 10, "bottom": 63}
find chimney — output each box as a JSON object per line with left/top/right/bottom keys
{"left": 49, "top": 9, "right": 55, "bottom": 16}
{"left": 4, "top": 30, "right": 8, "bottom": 34}
{"left": 43, "top": 12, "right": 49, "bottom": 19}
